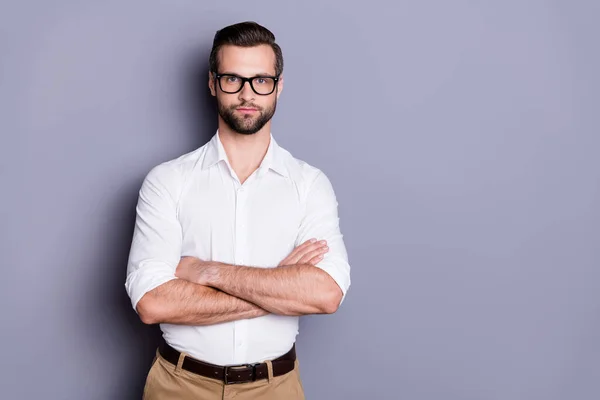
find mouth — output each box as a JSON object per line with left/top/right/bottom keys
{"left": 236, "top": 107, "right": 259, "bottom": 114}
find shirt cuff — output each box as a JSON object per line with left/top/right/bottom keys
{"left": 125, "top": 260, "right": 178, "bottom": 312}
{"left": 313, "top": 259, "right": 351, "bottom": 306}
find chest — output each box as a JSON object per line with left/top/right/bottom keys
{"left": 177, "top": 173, "right": 304, "bottom": 267}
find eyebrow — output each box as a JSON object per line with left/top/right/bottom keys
{"left": 220, "top": 71, "right": 277, "bottom": 77}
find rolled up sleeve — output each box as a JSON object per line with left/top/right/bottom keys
{"left": 125, "top": 164, "right": 182, "bottom": 312}
{"left": 296, "top": 171, "right": 351, "bottom": 305}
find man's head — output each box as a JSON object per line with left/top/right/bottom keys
{"left": 208, "top": 21, "right": 284, "bottom": 135}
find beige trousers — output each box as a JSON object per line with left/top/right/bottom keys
{"left": 142, "top": 350, "right": 306, "bottom": 400}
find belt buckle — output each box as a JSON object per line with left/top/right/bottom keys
{"left": 224, "top": 364, "right": 257, "bottom": 385}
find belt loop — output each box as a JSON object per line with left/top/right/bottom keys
{"left": 175, "top": 351, "right": 187, "bottom": 375}
{"left": 265, "top": 360, "right": 274, "bottom": 383}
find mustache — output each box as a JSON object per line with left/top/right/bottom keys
{"left": 230, "top": 102, "right": 262, "bottom": 110}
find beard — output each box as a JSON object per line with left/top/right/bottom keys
{"left": 218, "top": 99, "right": 277, "bottom": 135}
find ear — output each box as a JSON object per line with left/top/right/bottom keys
{"left": 276, "top": 73, "right": 284, "bottom": 99}
{"left": 208, "top": 71, "right": 216, "bottom": 97}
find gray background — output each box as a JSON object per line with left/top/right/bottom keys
{"left": 1, "top": 1, "right": 599, "bottom": 399}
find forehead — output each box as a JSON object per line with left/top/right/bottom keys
{"left": 217, "top": 44, "right": 276, "bottom": 76}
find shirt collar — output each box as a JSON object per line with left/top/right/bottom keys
{"left": 201, "top": 130, "right": 289, "bottom": 178}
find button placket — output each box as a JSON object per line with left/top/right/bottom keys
{"left": 232, "top": 185, "right": 249, "bottom": 363}
{"left": 235, "top": 186, "right": 248, "bottom": 266}
{"left": 234, "top": 318, "right": 249, "bottom": 363}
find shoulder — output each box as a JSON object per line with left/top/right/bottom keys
{"left": 141, "top": 145, "right": 206, "bottom": 200}
{"left": 277, "top": 145, "right": 336, "bottom": 196}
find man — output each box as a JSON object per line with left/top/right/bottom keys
{"left": 125, "top": 21, "right": 351, "bottom": 400}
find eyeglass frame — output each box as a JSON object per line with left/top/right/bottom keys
{"left": 212, "top": 72, "right": 281, "bottom": 96}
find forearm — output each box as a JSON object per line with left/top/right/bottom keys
{"left": 207, "top": 263, "right": 342, "bottom": 316}
{"left": 136, "top": 278, "right": 268, "bottom": 325}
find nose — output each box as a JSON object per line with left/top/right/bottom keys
{"left": 238, "top": 80, "right": 255, "bottom": 102}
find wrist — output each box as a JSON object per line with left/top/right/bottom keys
{"left": 205, "top": 262, "right": 222, "bottom": 286}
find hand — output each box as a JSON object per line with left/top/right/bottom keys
{"left": 278, "top": 238, "right": 329, "bottom": 267}
{"left": 175, "top": 256, "right": 218, "bottom": 286}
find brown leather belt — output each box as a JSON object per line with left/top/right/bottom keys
{"left": 158, "top": 339, "right": 296, "bottom": 385}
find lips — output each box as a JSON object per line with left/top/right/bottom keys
{"left": 237, "top": 108, "right": 258, "bottom": 114}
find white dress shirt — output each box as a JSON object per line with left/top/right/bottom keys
{"left": 125, "top": 131, "right": 351, "bottom": 366}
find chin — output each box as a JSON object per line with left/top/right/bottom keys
{"left": 230, "top": 122, "right": 262, "bottom": 135}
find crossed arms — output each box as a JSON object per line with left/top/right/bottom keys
{"left": 125, "top": 164, "right": 351, "bottom": 326}
{"left": 137, "top": 241, "right": 336, "bottom": 325}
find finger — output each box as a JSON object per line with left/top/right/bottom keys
{"left": 295, "top": 238, "right": 318, "bottom": 254}
{"left": 295, "top": 241, "right": 327, "bottom": 260}
{"left": 283, "top": 239, "right": 318, "bottom": 265}
{"left": 284, "top": 240, "right": 311, "bottom": 260}
{"left": 298, "top": 246, "right": 329, "bottom": 264}
{"left": 308, "top": 254, "right": 325, "bottom": 265}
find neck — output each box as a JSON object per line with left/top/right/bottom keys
{"left": 217, "top": 119, "right": 272, "bottom": 183}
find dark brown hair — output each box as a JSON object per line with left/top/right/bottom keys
{"left": 209, "top": 21, "right": 284, "bottom": 76}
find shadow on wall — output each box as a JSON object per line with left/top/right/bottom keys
{"left": 88, "top": 49, "right": 217, "bottom": 399}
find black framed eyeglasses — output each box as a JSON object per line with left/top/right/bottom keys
{"left": 214, "top": 73, "right": 280, "bottom": 95}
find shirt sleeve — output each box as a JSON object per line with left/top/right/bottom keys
{"left": 124, "top": 163, "right": 183, "bottom": 312}
{"left": 296, "top": 170, "right": 351, "bottom": 305}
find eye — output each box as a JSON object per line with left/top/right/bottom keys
{"left": 226, "top": 76, "right": 240, "bottom": 83}
{"left": 254, "top": 77, "right": 273, "bottom": 86}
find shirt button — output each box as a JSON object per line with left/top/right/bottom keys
{"left": 237, "top": 342, "right": 243, "bottom": 348}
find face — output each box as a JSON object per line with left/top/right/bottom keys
{"left": 209, "top": 44, "right": 283, "bottom": 135}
